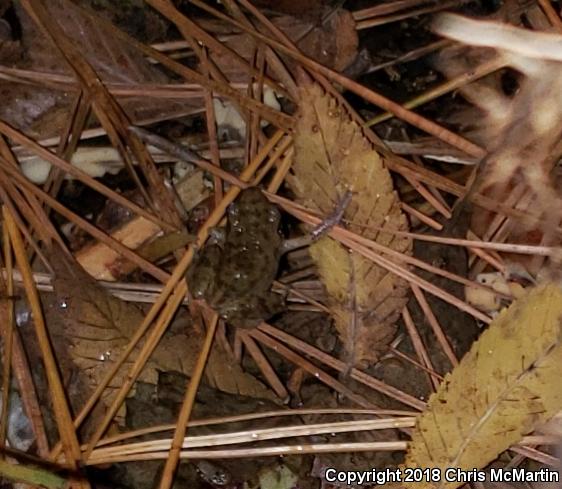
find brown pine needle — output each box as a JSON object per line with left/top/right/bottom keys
{"left": 3, "top": 208, "right": 82, "bottom": 471}
{"left": 239, "top": 331, "right": 289, "bottom": 400}
{"left": 0, "top": 121, "right": 174, "bottom": 232}
{"left": 258, "top": 323, "right": 426, "bottom": 410}
{"left": 191, "top": 0, "right": 486, "bottom": 158}
{"left": 94, "top": 408, "right": 417, "bottom": 448}
{"left": 157, "top": 313, "right": 218, "bottom": 489}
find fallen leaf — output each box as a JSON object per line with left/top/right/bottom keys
{"left": 205, "top": 7, "right": 358, "bottom": 82}
{"left": 275, "top": 8, "right": 358, "bottom": 73}
{"left": 205, "top": 343, "right": 280, "bottom": 404}
{"left": 289, "top": 82, "right": 412, "bottom": 367}
{"left": 49, "top": 254, "right": 278, "bottom": 408}
{"left": 404, "top": 283, "right": 562, "bottom": 489}
{"left": 49, "top": 257, "right": 200, "bottom": 405}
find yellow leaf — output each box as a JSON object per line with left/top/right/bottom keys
{"left": 289, "top": 82, "right": 411, "bottom": 367}
{"left": 404, "top": 283, "right": 562, "bottom": 489}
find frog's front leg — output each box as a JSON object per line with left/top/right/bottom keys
{"left": 186, "top": 244, "right": 222, "bottom": 300}
{"left": 207, "top": 226, "right": 226, "bottom": 247}
{"left": 186, "top": 225, "right": 227, "bottom": 299}
{"left": 279, "top": 235, "right": 314, "bottom": 254}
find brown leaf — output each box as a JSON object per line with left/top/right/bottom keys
{"left": 205, "top": 343, "right": 280, "bottom": 404}
{"left": 50, "top": 257, "right": 200, "bottom": 406}
{"left": 205, "top": 8, "right": 358, "bottom": 81}
{"left": 276, "top": 8, "right": 358, "bottom": 73}
{"left": 49, "top": 256, "right": 278, "bottom": 408}
{"left": 289, "top": 82, "right": 412, "bottom": 368}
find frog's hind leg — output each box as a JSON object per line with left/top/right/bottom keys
{"left": 222, "top": 292, "right": 285, "bottom": 329}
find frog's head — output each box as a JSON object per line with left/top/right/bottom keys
{"left": 232, "top": 187, "right": 266, "bottom": 208}
{"left": 228, "top": 187, "right": 280, "bottom": 230}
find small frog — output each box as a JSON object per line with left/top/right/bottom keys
{"left": 187, "top": 187, "right": 285, "bottom": 328}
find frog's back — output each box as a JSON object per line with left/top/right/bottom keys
{"left": 219, "top": 188, "right": 282, "bottom": 296}
{"left": 226, "top": 188, "right": 282, "bottom": 245}
{"left": 187, "top": 187, "right": 284, "bottom": 327}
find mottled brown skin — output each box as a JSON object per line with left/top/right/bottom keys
{"left": 187, "top": 187, "right": 284, "bottom": 328}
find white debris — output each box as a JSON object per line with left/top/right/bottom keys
{"left": 18, "top": 86, "right": 281, "bottom": 184}
{"left": 19, "top": 146, "right": 123, "bottom": 184}
{"left": 213, "top": 85, "right": 281, "bottom": 141}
